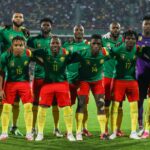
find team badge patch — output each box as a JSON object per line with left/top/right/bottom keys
{"left": 100, "top": 59, "right": 104, "bottom": 64}
{"left": 24, "top": 61, "right": 28, "bottom": 66}
{"left": 60, "top": 57, "right": 65, "bottom": 62}
{"left": 10, "top": 61, "right": 14, "bottom": 67}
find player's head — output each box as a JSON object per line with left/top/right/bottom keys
{"left": 50, "top": 36, "right": 61, "bottom": 55}
{"left": 142, "top": 15, "right": 150, "bottom": 35}
{"left": 123, "top": 30, "right": 137, "bottom": 50}
{"left": 90, "top": 34, "right": 103, "bottom": 56}
{"left": 12, "top": 13, "right": 24, "bottom": 27}
{"left": 40, "top": 18, "right": 53, "bottom": 34}
{"left": 12, "top": 36, "right": 26, "bottom": 56}
{"left": 109, "top": 22, "right": 121, "bottom": 38}
{"left": 73, "top": 24, "right": 84, "bottom": 40}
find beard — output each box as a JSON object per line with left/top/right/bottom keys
{"left": 41, "top": 29, "right": 51, "bottom": 35}
{"left": 13, "top": 21, "right": 24, "bottom": 28}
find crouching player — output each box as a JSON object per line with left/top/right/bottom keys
{"left": 0, "top": 36, "right": 33, "bottom": 141}
{"left": 109, "top": 30, "right": 142, "bottom": 140}
{"left": 76, "top": 34, "right": 109, "bottom": 140}
{"left": 29, "top": 36, "right": 75, "bottom": 141}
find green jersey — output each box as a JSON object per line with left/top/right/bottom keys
{"left": 102, "top": 35, "right": 123, "bottom": 78}
{"left": 77, "top": 47, "right": 109, "bottom": 82}
{"left": 0, "top": 50, "right": 31, "bottom": 82}
{"left": 111, "top": 43, "right": 138, "bottom": 80}
{"left": 63, "top": 40, "right": 90, "bottom": 83}
{"left": 0, "top": 27, "right": 28, "bottom": 53}
{"left": 32, "top": 48, "right": 72, "bottom": 83}
{"left": 27, "top": 34, "right": 51, "bottom": 79}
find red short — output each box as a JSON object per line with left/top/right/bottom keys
{"left": 113, "top": 80, "right": 139, "bottom": 102}
{"left": 39, "top": 81, "right": 71, "bottom": 107}
{"left": 69, "top": 81, "right": 80, "bottom": 105}
{"left": 77, "top": 80, "right": 105, "bottom": 96}
{"left": 32, "top": 78, "right": 44, "bottom": 105}
{"left": 2, "top": 82, "right": 33, "bottom": 104}
{"left": 103, "top": 77, "right": 114, "bottom": 101}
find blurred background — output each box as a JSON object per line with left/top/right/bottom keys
{"left": 0, "top": 0, "right": 150, "bottom": 35}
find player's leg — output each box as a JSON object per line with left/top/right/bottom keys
{"left": 141, "top": 87, "right": 150, "bottom": 139}
{"left": 35, "top": 83, "right": 54, "bottom": 141}
{"left": 137, "top": 74, "right": 149, "bottom": 135}
{"left": 76, "top": 81, "right": 89, "bottom": 140}
{"left": 127, "top": 80, "right": 140, "bottom": 139}
{"left": 52, "top": 97, "right": 63, "bottom": 137}
{"left": 32, "top": 78, "right": 44, "bottom": 135}
{"left": 0, "top": 102, "right": 3, "bottom": 117}
{"left": 56, "top": 82, "right": 75, "bottom": 141}
{"left": 103, "top": 77, "right": 113, "bottom": 134}
{"left": 10, "top": 95, "right": 23, "bottom": 136}
{"left": 91, "top": 80, "right": 107, "bottom": 140}
{"left": 0, "top": 82, "right": 16, "bottom": 140}
{"left": 18, "top": 82, "right": 33, "bottom": 141}
{"left": 109, "top": 80, "right": 125, "bottom": 140}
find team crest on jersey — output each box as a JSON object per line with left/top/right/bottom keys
{"left": 10, "top": 61, "right": 14, "bottom": 67}
{"left": 138, "top": 36, "right": 143, "bottom": 41}
{"left": 86, "top": 60, "right": 90, "bottom": 65}
{"left": 37, "top": 43, "right": 41, "bottom": 48}
{"left": 100, "top": 59, "right": 104, "bottom": 64}
{"left": 60, "top": 57, "right": 65, "bottom": 62}
{"left": 121, "top": 54, "right": 125, "bottom": 60}
{"left": 106, "top": 43, "right": 111, "bottom": 49}
{"left": 10, "top": 35, "right": 14, "bottom": 40}
{"left": 24, "top": 61, "right": 28, "bottom": 66}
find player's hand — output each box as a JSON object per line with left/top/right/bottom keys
{"left": 0, "top": 90, "right": 5, "bottom": 101}
{"left": 20, "top": 27, "right": 30, "bottom": 38}
{"left": 102, "top": 32, "right": 111, "bottom": 39}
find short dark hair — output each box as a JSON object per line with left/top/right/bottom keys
{"left": 123, "top": 30, "right": 138, "bottom": 40}
{"left": 12, "top": 36, "right": 25, "bottom": 42}
{"left": 143, "top": 15, "right": 150, "bottom": 21}
{"left": 40, "top": 18, "right": 53, "bottom": 25}
{"left": 91, "top": 34, "right": 102, "bottom": 40}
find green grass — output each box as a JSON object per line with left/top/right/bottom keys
{"left": 0, "top": 94, "right": 150, "bottom": 150}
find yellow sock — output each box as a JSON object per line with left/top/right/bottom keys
{"left": 0, "top": 103, "right": 3, "bottom": 118}
{"left": 52, "top": 105, "right": 59, "bottom": 129}
{"left": 111, "top": 101, "right": 119, "bottom": 132}
{"left": 75, "top": 112, "right": 84, "bottom": 133}
{"left": 97, "top": 115, "right": 106, "bottom": 134}
{"left": 1, "top": 104, "right": 12, "bottom": 134}
{"left": 105, "top": 106, "right": 109, "bottom": 131}
{"left": 63, "top": 106, "right": 73, "bottom": 134}
{"left": 24, "top": 103, "right": 33, "bottom": 133}
{"left": 12, "top": 102, "right": 20, "bottom": 127}
{"left": 144, "top": 98, "right": 150, "bottom": 131}
{"left": 130, "top": 101, "right": 138, "bottom": 132}
{"left": 117, "top": 107, "right": 123, "bottom": 130}
{"left": 32, "top": 105, "right": 38, "bottom": 128}
{"left": 37, "top": 106, "right": 47, "bottom": 134}
{"left": 83, "top": 104, "right": 88, "bottom": 129}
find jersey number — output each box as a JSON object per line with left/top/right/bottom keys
{"left": 16, "top": 68, "right": 22, "bottom": 75}
{"left": 92, "top": 66, "right": 98, "bottom": 72}
{"left": 53, "top": 64, "right": 58, "bottom": 71}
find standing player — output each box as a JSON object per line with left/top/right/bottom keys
{"left": 109, "top": 30, "right": 141, "bottom": 140}
{"left": 27, "top": 18, "right": 62, "bottom": 137}
{"left": 0, "top": 12, "right": 30, "bottom": 136}
{"left": 136, "top": 16, "right": 150, "bottom": 136}
{"left": 102, "top": 22, "right": 124, "bottom": 136}
{"left": 76, "top": 34, "right": 109, "bottom": 140}
{"left": 63, "top": 25, "right": 92, "bottom": 137}
{"left": 30, "top": 36, "right": 75, "bottom": 141}
{"left": 0, "top": 36, "right": 33, "bottom": 140}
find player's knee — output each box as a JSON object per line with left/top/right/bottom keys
{"left": 24, "top": 103, "right": 33, "bottom": 112}
{"left": 96, "top": 98, "right": 105, "bottom": 114}
{"left": 77, "top": 96, "right": 86, "bottom": 113}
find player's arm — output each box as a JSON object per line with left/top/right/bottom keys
{"left": 0, "top": 54, "right": 6, "bottom": 100}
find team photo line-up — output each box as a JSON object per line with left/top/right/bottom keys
{"left": 0, "top": 12, "right": 150, "bottom": 142}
